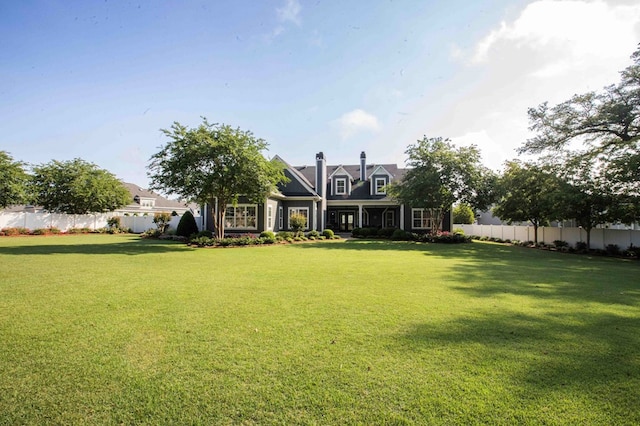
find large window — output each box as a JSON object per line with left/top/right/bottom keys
{"left": 225, "top": 204, "right": 257, "bottom": 229}
{"left": 375, "top": 177, "right": 387, "bottom": 195}
{"left": 335, "top": 178, "right": 347, "bottom": 195}
{"left": 288, "top": 207, "right": 309, "bottom": 229}
{"left": 412, "top": 209, "right": 432, "bottom": 229}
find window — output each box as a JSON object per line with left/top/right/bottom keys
{"left": 412, "top": 209, "right": 432, "bottom": 229}
{"left": 267, "top": 205, "right": 273, "bottom": 229}
{"left": 384, "top": 210, "right": 395, "bottom": 228}
{"left": 224, "top": 204, "right": 257, "bottom": 229}
{"left": 336, "top": 178, "right": 347, "bottom": 195}
{"left": 278, "top": 206, "right": 283, "bottom": 229}
{"left": 288, "top": 207, "right": 309, "bottom": 229}
{"left": 375, "top": 177, "right": 387, "bottom": 195}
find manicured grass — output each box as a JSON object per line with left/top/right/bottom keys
{"left": 0, "top": 235, "right": 638, "bottom": 424}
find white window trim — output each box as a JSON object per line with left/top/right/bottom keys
{"left": 267, "top": 205, "right": 273, "bottom": 230}
{"left": 411, "top": 208, "right": 432, "bottom": 229}
{"left": 375, "top": 177, "right": 387, "bottom": 195}
{"left": 225, "top": 204, "right": 258, "bottom": 230}
{"left": 288, "top": 207, "right": 309, "bottom": 230}
{"left": 335, "top": 178, "right": 347, "bottom": 195}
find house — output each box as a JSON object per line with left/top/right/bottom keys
{"left": 114, "top": 183, "right": 200, "bottom": 217}
{"left": 205, "top": 152, "right": 452, "bottom": 235}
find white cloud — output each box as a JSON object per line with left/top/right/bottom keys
{"left": 333, "top": 109, "right": 381, "bottom": 140}
{"left": 277, "top": 0, "right": 302, "bottom": 26}
{"left": 430, "top": 0, "right": 640, "bottom": 169}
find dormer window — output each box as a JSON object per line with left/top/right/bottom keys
{"left": 336, "top": 178, "right": 347, "bottom": 195}
{"left": 375, "top": 177, "right": 387, "bottom": 195}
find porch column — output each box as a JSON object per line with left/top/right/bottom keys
{"left": 358, "top": 205, "right": 363, "bottom": 228}
{"left": 400, "top": 205, "right": 405, "bottom": 230}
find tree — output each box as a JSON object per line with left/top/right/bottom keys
{"left": 147, "top": 119, "right": 287, "bottom": 239}
{"left": 492, "top": 161, "right": 562, "bottom": 243}
{"left": 521, "top": 45, "right": 640, "bottom": 200}
{"left": 388, "top": 136, "right": 496, "bottom": 233}
{"left": 176, "top": 211, "right": 199, "bottom": 238}
{"left": 31, "top": 159, "right": 130, "bottom": 214}
{"left": 153, "top": 212, "right": 172, "bottom": 234}
{"left": 453, "top": 203, "right": 475, "bottom": 224}
{"left": 289, "top": 213, "right": 307, "bottom": 237}
{"left": 0, "top": 151, "right": 30, "bottom": 208}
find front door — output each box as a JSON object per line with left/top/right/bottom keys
{"left": 338, "top": 212, "right": 355, "bottom": 232}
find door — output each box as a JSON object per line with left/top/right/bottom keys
{"left": 338, "top": 212, "right": 355, "bottom": 232}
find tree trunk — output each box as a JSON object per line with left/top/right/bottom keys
{"left": 533, "top": 223, "right": 539, "bottom": 244}
{"left": 585, "top": 227, "right": 592, "bottom": 250}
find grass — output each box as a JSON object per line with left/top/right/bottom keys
{"left": 0, "top": 235, "right": 639, "bottom": 425}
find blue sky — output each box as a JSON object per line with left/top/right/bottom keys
{"left": 2, "top": 0, "right": 639, "bottom": 189}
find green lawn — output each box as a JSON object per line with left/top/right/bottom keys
{"left": 0, "top": 235, "right": 638, "bottom": 425}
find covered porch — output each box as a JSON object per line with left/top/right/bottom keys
{"left": 325, "top": 201, "right": 404, "bottom": 232}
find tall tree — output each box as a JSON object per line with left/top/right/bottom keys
{"left": 492, "top": 161, "right": 562, "bottom": 243}
{"left": 521, "top": 45, "right": 640, "bottom": 200}
{"left": 147, "top": 119, "right": 287, "bottom": 239}
{"left": 0, "top": 151, "right": 30, "bottom": 208}
{"left": 31, "top": 159, "right": 130, "bottom": 214}
{"left": 388, "top": 136, "right": 495, "bottom": 233}
{"left": 553, "top": 156, "right": 627, "bottom": 249}
{"left": 453, "top": 203, "right": 475, "bottom": 224}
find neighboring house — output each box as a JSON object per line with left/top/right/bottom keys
{"left": 204, "top": 151, "right": 452, "bottom": 235}
{"left": 114, "top": 183, "right": 199, "bottom": 217}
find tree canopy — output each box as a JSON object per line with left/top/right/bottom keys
{"left": 147, "top": 119, "right": 287, "bottom": 239}
{"left": 492, "top": 161, "right": 562, "bottom": 243}
{"left": 521, "top": 45, "right": 640, "bottom": 203}
{"left": 389, "top": 136, "right": 495, "bottom": 233}
{"left": 0, "top": 151, "right": 30, "bottom": 208}
{"left": 30, "top": 159, "right": 130, "bottom": 214}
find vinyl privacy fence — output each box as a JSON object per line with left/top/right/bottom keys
{"left": 455, "top": 224, "right": 640, "bottom": 250}
{"left": 0, "top": 212, "right": 203, "bottom": 234}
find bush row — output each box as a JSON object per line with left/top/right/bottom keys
{"left": 470, "top": 236, "right": 640, "bottom": 259}
{"left": 351, "top": 227, "right": 471, "bottom": 244}
{"left": 0, "top": 226, "right": 130, "bottom": 236}
{"left": 186, "top": 229, "right": 340, "bottom": 248}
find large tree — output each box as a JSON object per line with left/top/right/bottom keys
{"left": 147, "top": 119, "right": 287, "bottom": 239}
{"left": 521, "top": 45, "right": 640, "bottom": 200}
{"left": 0, "top": 151, "right": 30, "bottom": 208}
{"left": 388, "top": 136, "right": 496, "bottom": 233}
{"left": 31, "top": 159, "right": 130, "bottom": 214}
{"left": 492, "top": 161, "right": 563, "bottom": 243}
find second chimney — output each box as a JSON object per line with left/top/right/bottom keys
{"left": 360, "top": 151, "right": 366, "bottom": 181}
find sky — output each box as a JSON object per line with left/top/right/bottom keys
{"left": 2, "top": 0, "right": 640, "bottom": 189}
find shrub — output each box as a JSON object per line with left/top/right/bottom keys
{"left": 575, "top": 241, "right": 588, "bottom": 251}
{"left": 153, "top": 212, "right": 172, "bottom": 234}
{"left": 452, "top": 228, "right": 465, "bottom": 236}
{"left": 453, "top": 203, "right": 475, "bottom": 224}
{"left": 32, "top": 228, "right": 48, "bottom": 235}
{"left": 351, "top": 228, "right": 361, "bottom": 237}
{"left": 1, "top": 227, "right": 30, "bottom": 236}
{"left": 378, "top": 227, "right": 396, "bottom": 238}
{"left": 391, "top": 229, "right": 410, "bottom": 241}
{"left": 107, "top": 217, "right": 121, "bottom": 229}
{"left": 260, "top": 230, "right": 276, "bottom": 239}
{"left": 553, "top": 240, "right": 569, "bottom": 248}
{"left": 141, "top": 228, "right": 162, "bottom": 238}
{"left": 176, "top": 211, "right": 199, "bottom": 238}
{"left": 289, "top": 213, "right": 307, "bottom": 236}
{"left": 306, "top": 230, "right": 320, "bottom": 238}
{"left": 277, "top": 231, "right": 294, "bottom": 240}
{"left": 322, "top": 229, "right": 334, "bottom": 239}
{"left": 605, "top": 244, "right": 621, "bottom": 256}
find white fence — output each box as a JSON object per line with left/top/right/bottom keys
{"left": 0, "top": 212, "right": 203, "bottom": 234}
{"left": 456, "top": 224, "right": 640, "bottom": 250}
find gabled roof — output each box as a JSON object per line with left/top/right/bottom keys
{"left": 328, "top": 165, "right": 355, "bottom": 181}
{"left": 368, "top": 164, "right": 394, "bottom": 179}
{"left": 272, "top": 155, "right": 319, "bottom": 197}
{"left": 122, "top": 182, "right": 189, "bottom": 210}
